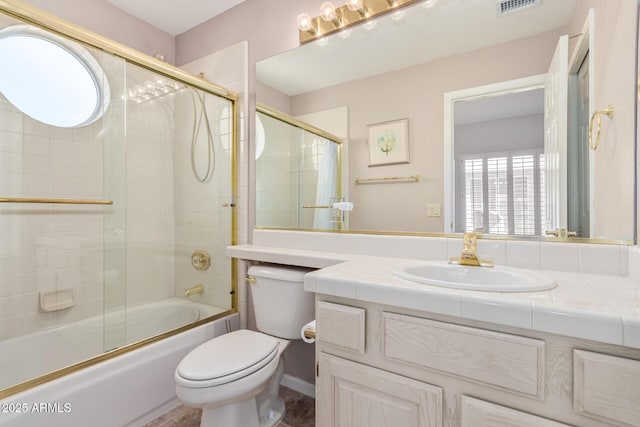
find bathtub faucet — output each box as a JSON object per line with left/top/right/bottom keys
{"left": 184, "top": 284, "right": 205, "bottom": 298}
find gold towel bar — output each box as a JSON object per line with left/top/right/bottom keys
{"left": 0, "top": 197, "right": 113, "bottom": 205}
{"left": 302, "top": 205, "right": 332, "bottom": 209}
{"left": 355, "top": 175, "right": 420, "bottom": 185}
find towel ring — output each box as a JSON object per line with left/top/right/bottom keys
{"left": 588, "top": 105, "right": 615, "bottom": 151}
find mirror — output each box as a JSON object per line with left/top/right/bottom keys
{"left": 256, "top": 0, "right": 637, "bottom": 241}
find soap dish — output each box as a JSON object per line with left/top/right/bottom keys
{"left": 39, "top": 288, "right": 76, "bottom": 312}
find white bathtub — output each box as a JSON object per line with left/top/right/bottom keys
{"left": 0, "top": 298, "right": 238, "bottom": 427}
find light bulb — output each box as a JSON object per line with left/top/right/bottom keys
{"left": 347, "top": 0, "right": 363, "bottom": 11}
{"left": 297, "top": 13, "right": 314, "bottom": 32}
{"left": 320, "top": 2, "right": 337, "bottom": 21}
{"left": 347, "top": 0, "right": 368, "bottom": 17}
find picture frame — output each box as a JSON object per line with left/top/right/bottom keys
{"left": 367, "top": 118, "right": 410, "bottom": 166}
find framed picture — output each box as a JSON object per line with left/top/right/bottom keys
{"left": 367, "top": 118, "right": 410, "bottom": 166}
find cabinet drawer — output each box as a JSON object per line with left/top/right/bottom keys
{"left": 461, "top": 396, "right": 571, "bottom": 427}
{"left": 317, "top": 301, "right": 365, "bottom": 354}
{"left": 382, "top": 312, "right": 545, "bottom": 398}
{"left": 574, "top": 350, "right": 640, "bottom": 426}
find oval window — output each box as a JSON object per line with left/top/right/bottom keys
{"left": 0, "top": 25, "right": 109, "bottom": 128}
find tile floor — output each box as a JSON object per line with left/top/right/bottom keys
{"left": 144, "top": 386, "right": 315, "bottom": 427}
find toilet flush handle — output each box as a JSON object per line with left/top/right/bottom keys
{"left": 245, "top": 276, "right": 256, "bottom": 284}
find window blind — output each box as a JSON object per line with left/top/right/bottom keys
{"left": 461, "top": 149, "right": 545, "bottom": 235}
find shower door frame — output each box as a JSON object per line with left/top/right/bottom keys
{"left": 0, "top": 0, "right": 239, "bottom": 399}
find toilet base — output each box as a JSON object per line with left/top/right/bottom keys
{"left": 257, "top": 394, "right": 285, "bottom": 427}
{"left": 199, "top": 394, "right": 285, "bottom": 427}
{"left": 201, "top": 398, "right": 259, "bottom": 426}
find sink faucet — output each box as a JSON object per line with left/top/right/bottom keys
{"left": 449, "top": 232, "right": 494, "bottom": 267}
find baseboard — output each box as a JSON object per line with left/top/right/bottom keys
{"left": 280, "top": 374, "right": 315, "bottom": 398}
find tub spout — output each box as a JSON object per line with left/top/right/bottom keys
{"left": 184, "top": 284, "right": 205, "bottom": 298}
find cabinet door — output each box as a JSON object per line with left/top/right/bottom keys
{"left": 317, "top": 352, "right": 443, "bottom": 427}
{"left": 461, "top": 396, "right": 572, "bottom": 427}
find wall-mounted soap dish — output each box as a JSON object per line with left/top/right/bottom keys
{"left": 39, "top": 288, "right": 76, "bottom": 312}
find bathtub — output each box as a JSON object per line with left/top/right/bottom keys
{"left": 0, "top": 298, "right": 238, "bottom": 427}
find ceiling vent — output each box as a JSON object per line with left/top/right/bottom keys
{"left": 496, "top": 0, "right": 541, "bottom": 16}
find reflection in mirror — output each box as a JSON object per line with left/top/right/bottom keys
{"left": 255, "top": 104, "right": 344, "bottom": 229}
{"left": 256, "top": 0, "right": 637, "bottom": 241}
{"left": 449, "top": 82, "right": 545, "bottom": 236}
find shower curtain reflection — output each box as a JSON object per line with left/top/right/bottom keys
{"left": 255, "top": 107, "right": 342, "bottom": 229}
{"left": 313, "top": 141, "right": 338, "bottom": 228}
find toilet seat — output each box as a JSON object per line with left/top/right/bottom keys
{"left": 176, "top": 330, "right": 279, "bottom": 388}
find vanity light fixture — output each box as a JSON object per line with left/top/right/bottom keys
{"left": 297, "top": 0, "right": 421, "bottom": 44}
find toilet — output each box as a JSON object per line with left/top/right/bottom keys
{"left": 175, "top": 265, "right": 314, "bottom": 427}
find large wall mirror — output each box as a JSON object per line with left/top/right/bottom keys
{"left": 256, "top": 0, "right": 637, "bottom": 242}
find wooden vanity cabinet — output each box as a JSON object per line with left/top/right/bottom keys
{"left": 314, "top": 296, "right": 640, "bottom": 427}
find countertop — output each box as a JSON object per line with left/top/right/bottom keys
{"left": 227, "top": 244, "right": 640, "bottom": 350}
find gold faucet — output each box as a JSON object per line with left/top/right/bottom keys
{"left": 184, "top": 284, "right": 205, "bottom": 297}
{"left": 449, "top": 232, "right": 493, "bottom": 267}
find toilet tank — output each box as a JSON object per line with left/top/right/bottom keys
{"left": 248, "top": 265, "right": 314, "bottom": 339}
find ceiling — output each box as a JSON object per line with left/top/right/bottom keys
{"left": 104, "top": 0, "right": 246, "bottom": 36}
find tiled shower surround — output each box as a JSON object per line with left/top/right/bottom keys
{"left": 0, "top": 93, "right": 112, "bottom": 340}
{"left": 0, "top": 59, "right": 234, "bottom": 342}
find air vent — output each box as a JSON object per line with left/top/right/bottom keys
{"left": 496, "top": 0, "right": 541, "bottom": 16}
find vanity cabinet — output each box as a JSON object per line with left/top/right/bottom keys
{"left": 314, "top": 296, "right": 640, "bottom": 427}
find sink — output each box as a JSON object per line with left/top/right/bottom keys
{"left": 393, "top": 261, "right": 556, "bottom": 292}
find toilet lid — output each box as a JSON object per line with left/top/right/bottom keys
{"left": 176, "top": 330, "right": 279, "bottom": 383}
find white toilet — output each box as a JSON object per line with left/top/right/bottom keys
{"left": 175, "top": 265, "right": 314, "bottom": 427}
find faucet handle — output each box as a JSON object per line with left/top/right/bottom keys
{"left": 545, "top": 228, "right": 576, "bottom": 239}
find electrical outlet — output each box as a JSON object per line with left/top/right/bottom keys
{"left": 427, "top": 203, "right": 441, "bottom": 217}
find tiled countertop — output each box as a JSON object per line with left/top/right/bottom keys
{"left": 227, "top": 244, "right": 640, "bottom": 350}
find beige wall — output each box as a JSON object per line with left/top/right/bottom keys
{"left": 23, "top": 0, "right": 175, "bottom": 64}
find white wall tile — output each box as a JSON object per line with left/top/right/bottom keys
{"left": 541, "top": 242, "right": 580, "bottom": 272}
{"left": 477, "top": 239, "right": 506, "bottom": 265}
{"left": 396, "top": 236, "right": 423, "bottom": 259}
{"left": 580, "top": 244, "right": 625, "bottom": 276}
{"left": 505, "top": 240, "right": 541, "bottom": 269}
{"left": 421, "top": 237, "right": 448, "bottom": 260}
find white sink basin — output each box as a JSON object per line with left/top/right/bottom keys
{"left": 393, "top": 261, "right": 556, "bottom": 292}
